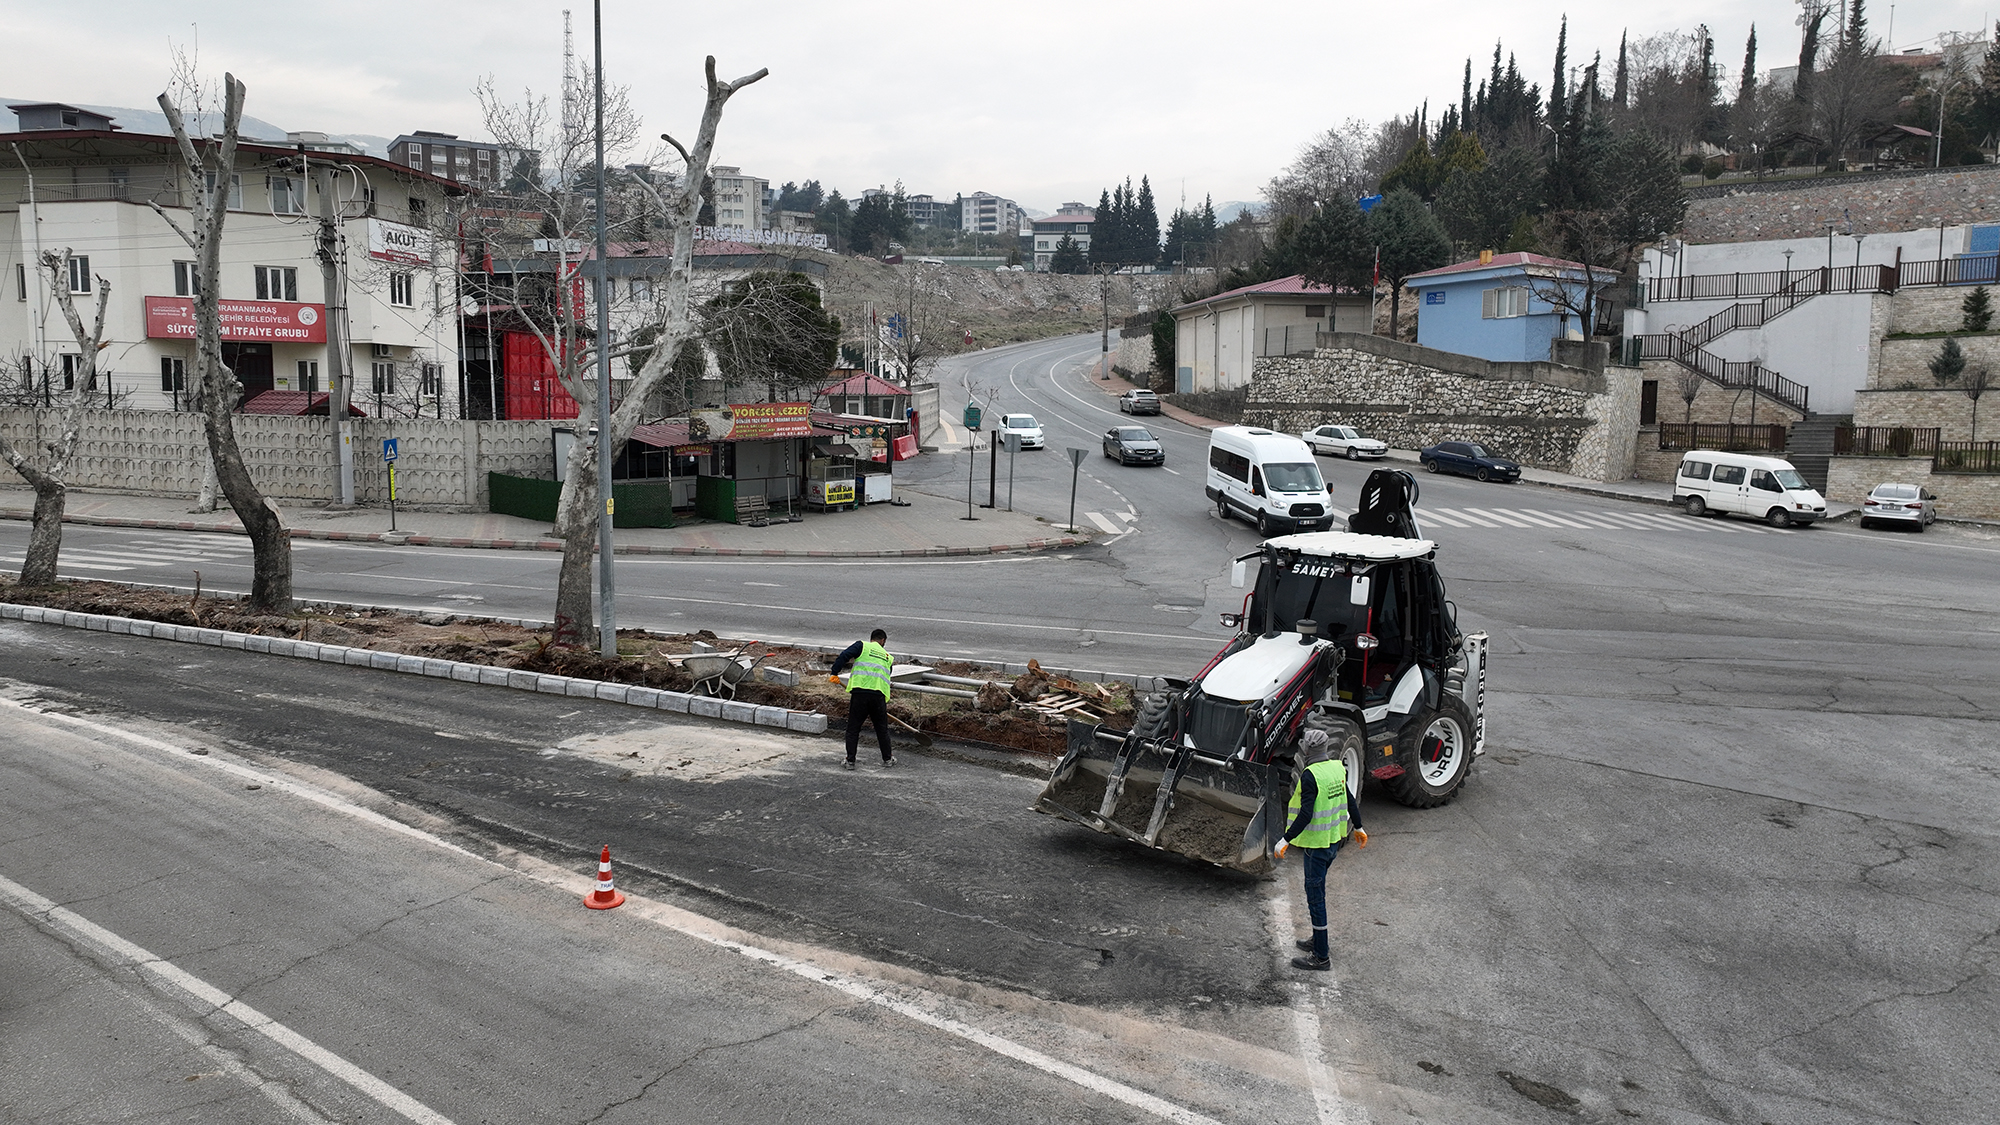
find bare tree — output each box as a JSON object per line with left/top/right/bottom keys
{"left": 877, "top": 263, "right": 961, "bottom": 385}
{"left": 1264, "top": 119, "right": 1383, "bottom": 219}
{"left": 0, "top": 252, "right": 110, "bottom": 584}
{"left": 151, "top": 74, "right": 294, "bottom": 612}
{"left": 547, "top": 56, "right": 767, "bottom": 642}
{"left": 1676, "top": 366, "right": 1704, "bottom": 423}
{"left": 1967, "top": 366, "right": 1990, "bottom": 443}
{"left": 1809, "top": 50, "right": 1910, "bottom": 167}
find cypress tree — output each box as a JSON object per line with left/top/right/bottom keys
{"left": 1549, "top": 16, "right": 1569, "bottom": 135}
{"left": 1462, "top": 59, "right": 1474, "bottom": 131}
{"left": 1135, "top": 176, "right": 1159, "bottom": 267}
{"left": 1093, "top": 188, "right": 1118, "bottom": 268}
{"left": 1739, "top": 26, "right": 1758, "bottom": 106}
{"left": 1613, "top": 30, "right": 1629, "bottom": 111}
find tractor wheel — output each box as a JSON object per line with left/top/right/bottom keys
{"left": 1301, "top": 711, "right": 1365, "bottom": 801}
{"left": 1384, "top": 695, "right": 1475, "bottom": 808}
{"left": 1685, "top": 495, "right": 1707, "bottom": 517}
{"left": 1131, "top": 691, "right": 1172, "bottom": 741}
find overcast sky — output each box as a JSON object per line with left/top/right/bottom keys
{"left": 14, "top": 1, "right": 1995, "bottom": 213}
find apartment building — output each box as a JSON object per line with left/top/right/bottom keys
{"left": 904, "top": 194, "right": 952, "bottom": 228}
{"left": 3, "top": 106, "right": 466, "bottom": 416}
{"left": 710, "top": 165, "right": 769, "bottom": 231}
{"left": 387, "top": 130, "right": 515, "bottom": 189}
{"left": 1032, "top": 204, "right": 1095, "bottom": 270}
{"left": 959, "top": 191, "right": 1022, "bottom": 236}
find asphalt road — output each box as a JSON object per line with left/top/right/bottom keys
{"left": 3, "top": 335, "right": 1999, "bottom": 1122}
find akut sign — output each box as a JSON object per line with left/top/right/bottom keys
{"left": 368, "top": 218, "right": 435, "bottom": 265}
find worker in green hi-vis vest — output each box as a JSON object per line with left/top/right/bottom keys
{"left": 1281, "top": 728, "right": 1368, "bottom": 972}
{"left": 830, "top": 628, "right": 897, "bottom": 770}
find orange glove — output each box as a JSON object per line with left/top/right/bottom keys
{"left": 827, "top": 675, "right": 841, "bottom": 685}
{"left": 1353, "top": 828, "right": 1369, "bottom": 849}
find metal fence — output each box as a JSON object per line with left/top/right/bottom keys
{"left": 1657, "top": 423, "right": 1789, "bottom": 451}
{"left": 1636, "top": 336, "right": 1812, "bottom": 412}
{"left": 1647, "top": 257, "right": 2000, "bottom": 301}
{"left": 1834, "top": 426, "right": 1942, "bottom": 458}
{"left": 1935, "top": 441, "right": 2000, "bottom": 473}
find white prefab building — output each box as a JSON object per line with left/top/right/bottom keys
{"left": 1, "top": 109, "right": 466, "bottom": 417}
{"left": 1170, "top": 275, "right": 1372, "bottom": 392}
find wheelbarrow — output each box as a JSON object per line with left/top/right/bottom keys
{"left": 685, "top": 648, "right": 770, "bottom": 700}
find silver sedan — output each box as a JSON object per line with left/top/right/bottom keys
{"left": 1860, "top": 482, "right": 1938, "bottom": 531}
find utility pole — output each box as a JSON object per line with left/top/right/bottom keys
{"left": 310, "top": 148, "right": 356, "bottom": 505}
{"left": 1099, "top": 264, "right": 1112, "bottom": 380}
{"left": 592, "top": 0, "right": 617, "bottom": 659}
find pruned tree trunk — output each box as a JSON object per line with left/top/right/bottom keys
{"left": 550, "top": 56, "right": 766, "bottom": 636}
{"left": 155, "top": 75, "right": 293, "bottom": 612}
{"left": 0, "top": 251, "right": 110, "bottom": 585}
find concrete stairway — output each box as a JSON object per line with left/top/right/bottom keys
{"left": 1786, "top": 414, "right": 1850, "bottom": 492}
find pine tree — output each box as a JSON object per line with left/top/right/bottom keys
{"left": 1963, "top": 286, "right": 1994, "bottom": 332}
{"left": 1841, "top": 0, "right": 1871, "bottom": 63}
{"left": 1050, "top": 234, "right": 1087, "bottom": 274}
{"left": 1549, "top": 16, "right": 1569, "bottom": 135}
{"left": 1092, "top": 188, "right": 1120, "bottom": 268}
{"left": 1930, "top": 337, "right": 1967, "bottom": 385}
{"left": 1134, "top": 177, "right": 1159, "bottom": 267}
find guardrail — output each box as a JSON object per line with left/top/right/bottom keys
{"left": 1657, "top": 422, "right": 1790, "bottom": 452}
{"left": 1834, "top": 426, "right": 1942, "bottom": 458}
{"left": 1636, "top": 336, "right": 1811, "bottom": 412}
{"left": 1649, "top": 257, "right": 2000, "bottom": 302}
{"left": 1935, "top": 441, "right": 2000, "bottom": 473}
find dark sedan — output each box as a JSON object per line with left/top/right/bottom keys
{"left": 1419, "top": 440, "right": 1521, "bottom": 482}
{"left": 1102, "top": 426, "right": 1165, "bottom": 465}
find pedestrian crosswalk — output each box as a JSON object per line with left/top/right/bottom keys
{"left": 1310, "top": 505, "right": 1799, "bottom": 536}
{"left": 0, "top": 536, "right": 259, "bottom": 573}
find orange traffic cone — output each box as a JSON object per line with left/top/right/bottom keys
{"left": 584, "top": 844, "right": 626, "bottom": 910}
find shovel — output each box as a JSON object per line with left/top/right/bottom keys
{"left": 888, "top": 712, "right": 935, "bottom": 749}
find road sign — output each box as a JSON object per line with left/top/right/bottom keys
{"left": 1065, "top": 448, "right": 1087, "bottom": 534}
{"left": 962, "top": 403, "right": 982, "bottom": 430}
{"left": 382, "top": 438, "right": 398, "bottom": 462}
{"left": 1003, "top": 433, "right": 1022, "bottom": 454}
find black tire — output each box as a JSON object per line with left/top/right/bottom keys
{"left": 1347, "top": 447, "right": 1360, "bottom": 460}
{"left": 1476, "top": 466, "right": 1491, "bottom": 482}
{"left": 1765, "top": 507, "right": 1791, "bottom": 528}
{"left": 1383, "top": 694, "right": 1475, "bottom": 809}
{"left": 1685, "top": 495, "right": 1707, "bottom": 517}
{"left": 1216, "top": 493, "right": 1230, "bottom": 522}
{"left": 1300, "top": 712, "right": 1365, "bottom": 801}
{"left": 1915, "top": 519, "right": 1927, "bottom": 534}
{"left": 1130, "top": 691, "right": 1172, "bottom": 741}
{"left": 1423, "top": 459, "right": 1439, "bottom": 473}
{"left": 1256, "top": 511, "right": 1272, "bottom": 537}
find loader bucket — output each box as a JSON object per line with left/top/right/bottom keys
{"left": 1034, "top": 720, "right": 1291, "bottom": 874}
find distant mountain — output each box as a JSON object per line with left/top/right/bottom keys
{"left": 1214, "top": 200, "right": 1266, "bottom": 224}
{"left": 3, "top": 98, "right": 391, "bottom": 156}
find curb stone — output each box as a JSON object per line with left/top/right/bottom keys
{"left": 0, "top": 601, "right": 830, "bottom": 736}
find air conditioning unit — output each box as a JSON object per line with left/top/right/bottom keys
{"left": 371, "top": 344, "right": 394, "bottom": 358}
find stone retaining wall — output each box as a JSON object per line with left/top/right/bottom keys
{"left": 1874, "top": 336, "right": 2000, "bottom": 391}
{"left": 0, "top": 409, "right": 561, "bottom": 509}
{"left": 1826, "top": 454, "right": 2000, "bottom": 518}
{"left": 1243, "top": 333, "right": 1640, "bottom": 481}
{"left": 1684, "top": 166, "right": 2000, "bottom": 243}
{"left": 1850, "top": 388, "right": 1989, "bottom": 439}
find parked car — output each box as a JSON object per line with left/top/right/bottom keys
{"left": 1102, "top": 426, "right": 1165, "bottom": 465}
{"left": 1302, "top": 424, "right": 1388, "bottom": 460}
{"left": 1860, "top": 482, "right": 1938, "bottom": 531}
{"left": 996, "top": 413, "right": 1045, "bottom": 449}
{"left": 1419, "top": 440, "right": 1521, "bottom": 482}
{"left": 1673, "top": 450, "right": 1826, "bottom": 526}
{"left": 1118, "top": 389, "right": 1162, "bottom": 415}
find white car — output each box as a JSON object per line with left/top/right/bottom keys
{"left": 996, "top": 413, "right": 1045, "bottom": 449}
{"left": 1302, "top": 424, "right": 1388, "bottom": 460}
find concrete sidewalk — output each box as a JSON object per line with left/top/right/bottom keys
{"left": 0, "top": 483, "right": 1090, "bottom": 558}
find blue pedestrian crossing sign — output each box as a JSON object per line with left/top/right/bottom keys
{"left": 382, "top": 438, "right": 398, "bottom": 462}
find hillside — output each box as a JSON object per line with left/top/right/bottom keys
{"left": 814, "top": 254, "right": 1188, "bottom": 352}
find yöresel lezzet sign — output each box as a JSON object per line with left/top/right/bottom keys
{"left": 144, "top": 296, "right": 327, "bottom": 343}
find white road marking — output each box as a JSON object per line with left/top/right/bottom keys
{"left": 1265, "top": 884, "right": 1358, "bottom": 1125}
{"left": 1459, "top": 507, "right": 1539, "bottom": 528}
{"left": 1505, "top": 509, "right": 1595, "bottom": 530}
{"left": 1425, "top": 507, "right": 1504, "bottom": 528}
{"left": 1163, "top": 467, "right": 1181, "bottom": 475}
{"left": 1087, "top": 512, "right": 1124, "bottom": 535}
{"left": 0, "top": 554, "right": 136, "bottom": 571}
{"left": 5, "top": 699, "right": 1230, "bottom": 1125}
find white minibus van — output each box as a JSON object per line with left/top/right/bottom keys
{"left": 1205, "top": 426, "right": 1337, "bottom": 536}
{"left": 1673, "top": 450, "right": 1827, "bottom": 526}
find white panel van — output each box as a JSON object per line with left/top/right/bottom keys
{"left": 1673, "top": 450, "right": 1827, "bottom": 526}
{"left": 1205, "top": 426, "right": 1336, "bottom": 536}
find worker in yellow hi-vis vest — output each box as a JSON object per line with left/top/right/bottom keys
{"left": 1281, "top": 728, "right": 1367, "bottom": 971}
{"left": 830, "top": 628, "right": 896, "bottom": 770}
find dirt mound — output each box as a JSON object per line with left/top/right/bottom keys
{"left": 2, "top": 577, "right": 1130, "bottom": 757}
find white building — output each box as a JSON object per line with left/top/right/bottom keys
{"left": 710, "top": 165, "right": 769, "bottom": 230}
{"left": 2, "top": 106, "right": 466, "bottom": 417}
{"left": 1031, "top": 204, "right": 1095, "bottom": 271}
{"left": 960, "top": 191, "right": 1022, "bottom": 236}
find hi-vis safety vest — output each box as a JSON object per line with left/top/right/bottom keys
{"left": 1286, "top": 759, "right": 1351, "bottom": 849}
{"left": 846, "top": 642, "right": 894, "bottom": 699}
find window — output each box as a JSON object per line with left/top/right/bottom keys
{"left": 1712, "top": 465, "right": 1746, "bottom": 485}
{"left": 160, "top": 356, "right": 186, "bottom": 392}
{"left": 1751, "top": 469, "right": 1783, "bottom": 493}
{"left": 630, "top": 277, "right": 652, "bottom": 302}
{"left": 408, "top": 198, "right": 427, "bottom": 226}
{"left": 420, "top": 362, "right": 443, "bottom": 396}
{"left": 372, "top": 361, "right": 396, "bottom": 395}
{"left": 205, "top": 171, "right": 243, "bottom": 209}
{"left": 254, "top": 266, "right": 298, "bottom": 302}
{"left": 389, "top": 272, "right": 414, "bottom": 307}
{"left": 268, "top": 175, "right": 304, "bottom": 214}
{"left": 60, "top": 353, "right": 80, "bottom": 390}
{"left": 174, "top": 260, "right": 201, "bottom": 297}
{"left": 407, "top": 144, "right": 423, "bottom": 168}
{"left": 1303, "top": 305, "right": 1326, "bottom": 319}
{"left": 1680, "top": 460, "right": 1711, "bottom": 480}
{"left": 67, "top": 256, "right": 91, "bottom": 294}
{"left": 1481, "top": 286, "right": 1529, "bottom": 319}
{"left": 296, "top": 360, "right": 320, "bottom": 393}
{"left": 1208, "top": 446, "right": 1251, "bottom": 482}
{"left": 14, "top": 263, "right": 23, "bottom": 300}
{"left": 361, "top": 186, "right": 377, "bottom": 214}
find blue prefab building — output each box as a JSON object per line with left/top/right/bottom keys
{"left": 1406, "top": 252, "right": 1601, "bottom": 365}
